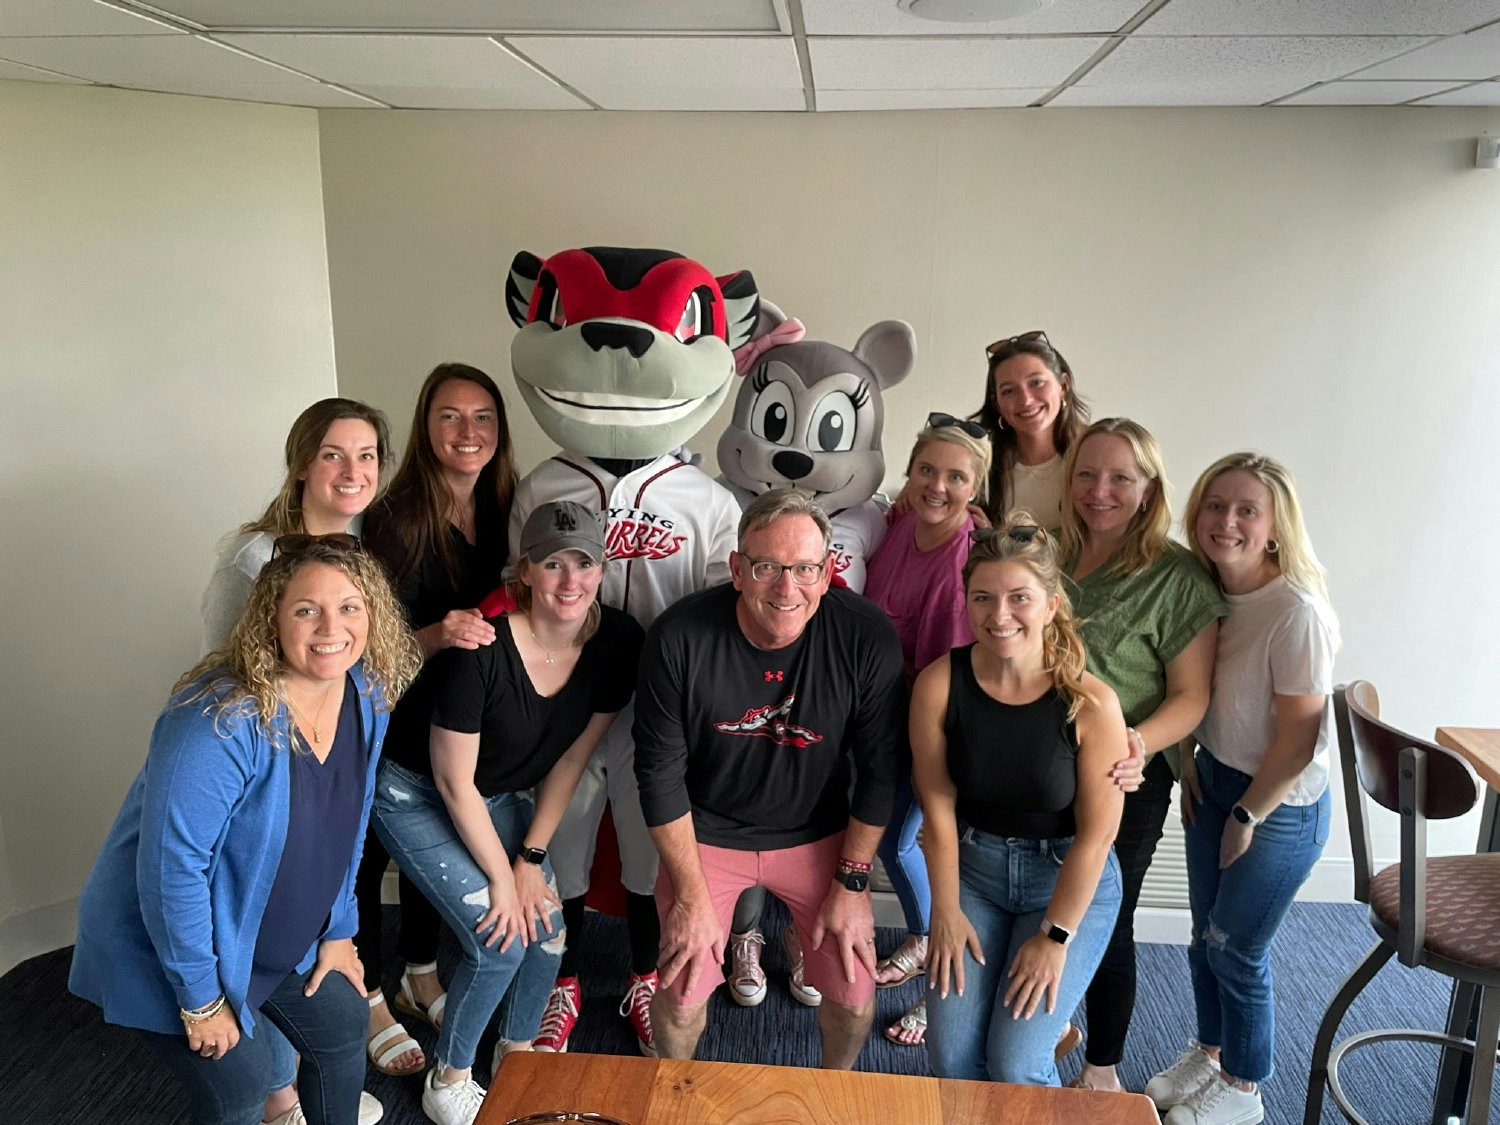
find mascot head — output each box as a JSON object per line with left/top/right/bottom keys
{"left": 718, "top": 303, "right": 915, "bottom": 513}
{"left": 506, "top": 246, "right": 758, "bottom": 460}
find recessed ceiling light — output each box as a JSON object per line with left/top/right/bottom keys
{"left": 897, "top": 0, "right": 1052, "bottom": 22}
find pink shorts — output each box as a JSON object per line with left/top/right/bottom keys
{"left": 653, "top": 832, "right": 876, "bottom": 1009}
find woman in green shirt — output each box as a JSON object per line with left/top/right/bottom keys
{"left": 1060, "top": 418, "right": 1227, "bottom": 1094}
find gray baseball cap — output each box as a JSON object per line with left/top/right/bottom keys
{"left": 519, "top": 500, "right": 606, "bottom": 564}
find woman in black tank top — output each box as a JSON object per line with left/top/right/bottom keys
{"left": 914, "top": 517, "right": 1127, "bottom": 1087}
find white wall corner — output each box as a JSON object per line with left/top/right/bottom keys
{"left": 0, "top": 898, "right": 78, "bottom": 978}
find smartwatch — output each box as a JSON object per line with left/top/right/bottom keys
{"left": 1041, "top": 919, "right": 1073, "bottom": 947}
{"left": 520, "top": 846, "right": 548, "bottom": 866}
{"left": 834, "top": 868, "right": 869, "bottom": 893}
{"left": 1231, "top": 804, "right": 1265, "bottom": 827}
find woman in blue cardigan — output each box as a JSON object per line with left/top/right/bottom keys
{"left": 71, "top": 535, "right": 422, "bottom": 1125}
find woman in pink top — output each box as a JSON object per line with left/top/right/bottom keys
{"left": 864, "top": 414, "right": 993, "bottom": 1045}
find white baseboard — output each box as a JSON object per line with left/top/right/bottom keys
{"left": 0, "top": 897, "right": 78, "bottom": 977}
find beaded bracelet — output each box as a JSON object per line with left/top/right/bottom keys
{"left": 179, "top": 995, "right": 226, "bottom": 1025}
{"left": 836, "top": 858, "right": 873, "bottom": 875}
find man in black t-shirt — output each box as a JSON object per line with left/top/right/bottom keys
{"left": 634, "top": 488, "right": 904, "bottom": 1068}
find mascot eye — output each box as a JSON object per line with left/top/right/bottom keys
{"left": 808, "top": 392, "right": 858, "bottom": 453}
{"left": 749, "top": 380, "right": 796, "bottom": 446}
{"left": 674, "top": 291, "right": 703, "bottom": 342}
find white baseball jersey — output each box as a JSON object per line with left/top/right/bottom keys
{"left": 511, "top": 453, "right": 739, "bottom": 628}
{"left": 720, "top": 482, "right": 888, "bottom": 595}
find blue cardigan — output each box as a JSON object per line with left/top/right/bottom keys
{"left": 69, "top": 664, "right": 388, "bottom": 1036}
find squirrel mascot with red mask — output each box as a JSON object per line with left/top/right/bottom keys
{"left": 504, "top": 247, "right": 759, "bottom": 1056}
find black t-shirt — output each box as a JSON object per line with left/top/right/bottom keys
{"left": 945, "top": 644, "right": 1078, "bottom": 839}
{"left": 406, "top": 605, "right": 644, "bottom": 796}
{"left": 633, "top": 584, "right": 905, "bottom": 850}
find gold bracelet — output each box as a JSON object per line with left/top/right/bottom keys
{"left": 179, "top": 995, "right": 226, "bottom": 1025}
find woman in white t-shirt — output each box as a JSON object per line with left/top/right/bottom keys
{"left": 967, "top": 331, "right": 1091, "bottom": 529}
{"left": 1144, "top": 452, "right": 1339, "bottom": 1125}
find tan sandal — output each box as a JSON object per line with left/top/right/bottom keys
{"left": 875, "top": 936, "right": 927, "bottom": 989}
{"left": 883, "top": 997, "right": 927, "bottom": 1046}
{"left": 1055, "top": 1021, "right": 1083, "bottom": 1060}
{"left": 366, "top": 993, "right": 424, "bottom": 1077}
{"left": 393, "top": 964, "right": 447, "bottom": 1031}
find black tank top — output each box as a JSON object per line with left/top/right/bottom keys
{"left": 945, "top": 645, "right": 1078, "bottom": 839}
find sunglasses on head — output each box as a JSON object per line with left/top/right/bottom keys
{"left": 971, "top": 525, "right": 1042, "bottom": 547}
{"left": 271, "top": 532, "right": 362, "bottom": 558}
{"left": 985, "top": 330, "right": 1051, "bottom": 361}
{"left": 927, "top": 412, "right": 988, "bottom": 440}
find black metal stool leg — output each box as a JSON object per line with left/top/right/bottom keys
{"left": 1433, "top": 981, "right": 1481, "bottom": 1125}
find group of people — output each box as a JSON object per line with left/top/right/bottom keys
{"left": 68, "top": 332, "right": 1338, "bottom": 1125}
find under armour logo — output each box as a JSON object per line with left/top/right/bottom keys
{"left": 764, "top": 670, "right": 784, "bottom": 682}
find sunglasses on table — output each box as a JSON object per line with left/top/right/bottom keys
{"left": 926, "top": 412, "right": 988, "bottom": 440}
{"left": 271, "top": 532, "right": 362, "bottom": 558}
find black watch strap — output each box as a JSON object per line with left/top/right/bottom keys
{"left": 520, "top": 846, "right": 548, "bottom": 866}
{"left": 834, "top": 868, "right": 869, "bottom": 893}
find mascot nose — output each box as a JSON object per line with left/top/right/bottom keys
{"left": 581, "top": 322, "right": 654, "bottom": 358}
{"left": 771, "top": 450, "right": 815, "bottom": 480}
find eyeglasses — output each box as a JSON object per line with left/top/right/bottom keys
{"left": 971, "top": 525, "right": 1042, "bottom": 546}
{"left": 984, "top": 329, "right": 1050, "bottom": 361}
{"left": 747, "top": 559, "right": 826, "bottom": 585}
{"left": 271, "top": 532, "right": 362, "bottom": 558}
{"left": 926, "top": 412, "right": 988, "bottom": 440}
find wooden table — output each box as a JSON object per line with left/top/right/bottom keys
{"left": 476, "top": 1052, "right": 1160, "bottom": 1125}
{"left": 1428, "top": 726, "right": 1500, "bottom": 1125}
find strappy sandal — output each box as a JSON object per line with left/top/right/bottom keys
{"left": 366, "top": 993, "right": 424, "bottom": 1077}
{"left": 883, "top": 997, "right": 927, "bottom": 1046}
{"left": 393, "top": 963, "right": 447, "bottom": 1031}
{"left": 875, "top": 936, "right": 927, "bottom": 989}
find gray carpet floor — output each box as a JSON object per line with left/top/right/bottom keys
{"left": 5, "top": 901, "right": 1491, "bottom": 1123}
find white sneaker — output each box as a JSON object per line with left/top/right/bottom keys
{"left": 421, "top": 1068, "right": 487, "bottom": 1125}
{"left": 727, "top": 928, "right": 768, "bottom": 1006}
{"left": 1163, "top": 1075, "right": 1264, "bottom": 1125}
{"left": 264, "top": 1093, "right": 382, "bottom": 1125}
{"left": 1145, "top": 1044, "right": 1220, "bottom": 1109}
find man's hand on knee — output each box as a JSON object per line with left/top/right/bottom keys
{"left": 658, "top": 895, "right": 724, "bottom": 995}
{"left": 810, "top": 883, "right": 877, "bottom": 984}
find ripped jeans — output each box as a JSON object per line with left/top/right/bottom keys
{"left": 372, "top": 761, "right": 564, "bottom": 1072}
{"left": 1184, "top": 750, "right": 1330, "bottom": 1083}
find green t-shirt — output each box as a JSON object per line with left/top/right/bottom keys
{"left": 1065, "top": 541, "right": 1227, "bottom": 776}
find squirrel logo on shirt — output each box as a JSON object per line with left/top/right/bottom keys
{"left": 605, "top": 507, "right": 687, "bottom": 562}
{"left": 714, "top": 693, "right": 824, "bottom": 749}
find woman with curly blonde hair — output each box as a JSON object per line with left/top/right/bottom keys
{"left": 71, "top": 536, "right": 421, "bottom": 1125}
{"left": 917, "top": 516, "right": 1126, "bottom": 1086}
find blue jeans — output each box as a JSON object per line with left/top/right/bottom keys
{"left": 1185, "top": 750, "right": 1330, "bottom": 1083}
{"left": 139, "top": 967, "right": 366, "bottom": 1125}
{"left": 926, "top": 829, "right": 1122, "bottom": 1085}
{"left": 876, "top": 772, "right": 931, "bottom": 936}
{"left": 371, "top": 761, "right": 564, "bottom": 1071}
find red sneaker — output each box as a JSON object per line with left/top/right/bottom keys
{"left": 618, "top": 970, "right": 658, "bottom": 1057}
{"left": 532, "top": 977, "right": 580, "bottom": 1054}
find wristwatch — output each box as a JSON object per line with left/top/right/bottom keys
{"left": 833, "top": 867, "right": 869, "bottom": 893}
{"left": 520, "top": 846, "right": 548, "bottom": 866}
{"left": 1041, "top": 919, "right": 1073, "bottom": 947}
{"left": 1231, "top": 804, "right": 1265, "bottom": 827}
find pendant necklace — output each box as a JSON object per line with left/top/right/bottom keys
{"left": 285, "top": 682, "right": 336, "bottom": 745}
{"left": 529, "top": 624, "right": 557, "bottom": 665}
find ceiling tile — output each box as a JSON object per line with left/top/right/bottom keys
{"left": 0, "top": 57, "right": 90, "bottom": 81}
{"left": 513, "top": 36, "right": 803, "bottom": 104}
{"left": 150, "top": 0, "right": 782, "bottom": 33}
{"left": 1141, "top": 0, "right": 1500, "bottom": 36}
{"left": 1354, "top": 23, "right": 1500, "bottom": 80}
{"left": 1414, "top": 80, "right": 1500, "bottom": 104}
{"left": 220, "top": 33, "right": 581, "bottom": 108}
{"left": 1071, "top": 35, "right": 1435, "bottom": 103}
{"left": 802, "top": 0, "right": 1145, "bottom": 35}
{"left": 0, "top": 33, "right": 375, "bottom": 104}
{"left": 819, "top": 87, "right": 1050, "bottom": 109}
{"left": 811, "top": 35, "right": 1103, "bottom": 89}
{"left": 1279, "top": 79, "right": 1466, "bottom": 104}
{"left": 0, "top": 0, "right": 179, "bottom": 37}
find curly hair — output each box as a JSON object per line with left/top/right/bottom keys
{"left": 175, "top": 539, "right": 423, "bottom": 747}
{"left": 963, "top": 511, "right": 1095, "bottom": 722}
{"left": 1057, "top": 417, "right": 1172, "bottom": 579}
{"left": 968, "top": 336, "right": 1091, "bottom": 522}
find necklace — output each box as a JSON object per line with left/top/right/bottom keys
{"left": 529, "top": 625, "right": 557, "bottom": 665}
{"left": 285, "top": 682, "right": 337, "bottom": 745}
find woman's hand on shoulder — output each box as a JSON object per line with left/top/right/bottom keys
{"left": 511, "top": 856, "right": 562, "bottom": 946}
{"left": 183, "top": 1005, "right": 241, "bottom": 1060}
{"left": 435, "top": 608, "right": 496, "bottom": 652}
{"left": 927, "top": 906, "right": 985, "bottom": 1000}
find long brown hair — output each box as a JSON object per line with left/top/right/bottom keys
{"left": 372, "top": 363, "right": 517, "bottom": 585}
{"left": 962, "top": 512, "right": 1094, "bottom": 722}
{"left": 242, "top": 399, "right": 391, "bottom": 537}
{"left": 968, "top": 336, "right": 1090, "bottom": 521}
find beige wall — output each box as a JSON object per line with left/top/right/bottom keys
{"left": 321, "top": 105, "right": 1500, "bottom": 880}
{"left": 0, "top": 81, "right": 338, "bottom": 971}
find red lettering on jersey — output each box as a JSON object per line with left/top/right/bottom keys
{"left": 604, "top": 517, "right": 687, "bottom": 562}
